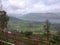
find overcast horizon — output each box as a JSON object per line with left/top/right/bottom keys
{"left": 1, "top": 0, "right": 60, "bottom": 16}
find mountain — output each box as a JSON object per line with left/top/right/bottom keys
{"left": 7, "top": 16, "right": 60, "bottom": 33}
{"left": 20, "top": 13, "right": 60, "bottom": 23}
{"left": 7, "top": 16, "right": 44, "bottom": 31}
{"left": 7, "top": 16, "right": 24, "bottom": 31}
{"left": 9, "top": 16, "right": 22, "bottom": 22}
{"left": 20, "top": 13, "right": 60, "bottom": 19}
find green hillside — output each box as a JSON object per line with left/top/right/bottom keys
{"left": 20, "top": 13, "right": 60, "bottom": 20}
{"left": 7, "top": 16, "right": 58, "bottom": 34}
{"left": 7, "top": 16, "right": 44, "bottom": 33}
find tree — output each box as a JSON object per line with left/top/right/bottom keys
{"left": 0, "top": 11, "right": 9, "bottom": 31}
{"left": 24, "top": 31, "right": 33, "bottom": 38}
{"left": 44, "top": 20, "right": 51, "bottom": 45}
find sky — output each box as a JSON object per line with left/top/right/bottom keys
{"left": 1, "top": 0, "right": 60, "bottom": 15}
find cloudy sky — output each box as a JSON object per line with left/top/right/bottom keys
{"left": 1, "top": 0, "right": 60, "bottom": 15}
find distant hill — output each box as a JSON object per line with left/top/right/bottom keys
{"left": 7, "top": 16, "right": 44, "bottom": 31}
{"left": 9, "top": 16, "right": 22, "bottom": 22}
{"left": 20, "top": 13, "right": 60, "bottom": 23}
{"left": 7, "top": 16, "right": 60, "bottom": 33}
{"left": 20, "top": 13, "right": 60, "bottom": 19}
{"left": 7, "top": 16, "right": 24, "bottom": 31}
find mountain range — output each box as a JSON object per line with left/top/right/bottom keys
{"left": 19, "top": 13, "right": 60, "bottom": 23}
{"left": 7, "top": 16, "right": 60, "bottom": 32}
{"left": 8, "top": 13, "right": 60, "bottom": 24}
{"left": 7, "top": 16, "right": 44, "bottom": 31}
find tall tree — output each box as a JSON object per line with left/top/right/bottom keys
{"left": 44, "top": 20, "right": 50, "bottom": 45}
{"left": 0, "top": 11, "right": 9, "bottom": 31}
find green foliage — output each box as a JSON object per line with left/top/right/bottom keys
{"left": 7, "top": 17, "right": 44, "bottom": 34}
{"left": 0, "top": 11, "right": 9, "bottom": 29}
{"left": 24, "top": 31, "right": 33, "bottom": 38}
{"left": 7, "top": 17, "right": 58, "bottom": 35}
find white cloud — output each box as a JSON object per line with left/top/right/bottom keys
{"left": 2, "top": 0, "right": 60, "bottom": 15}
{"left": 47, "top": 0, "right": 60, "bottom": 3}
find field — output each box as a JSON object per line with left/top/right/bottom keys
{"left": 0, "top": 30, "right": 59, "bottom": 45}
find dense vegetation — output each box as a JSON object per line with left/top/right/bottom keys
{"left": 0, "top": 16, "right": 60, "bottom": 45}
{"left": 7, "top": 17, "right": 58, "bottom": 34}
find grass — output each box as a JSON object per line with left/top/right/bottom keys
{"left": 0, "top": 31, "right": 58, "bottom": 45}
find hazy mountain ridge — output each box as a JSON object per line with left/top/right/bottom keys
{"left": 8, "top": 16, "right": 44, "bottom": 31}
{"left": 7, "top": 16, "right": 60, "bottom": 31}
{"left": 9, "top": 16, "right": 22, "bottom": 22}
{"left": 19, "top": 13, "right": 60, "bottom": 23}
{"left": 21, "top": 13, "right": 60, "bottom": 19}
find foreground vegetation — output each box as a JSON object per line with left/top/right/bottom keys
{"left": 0, "top": 17, "right": 60, "bottom": 45}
